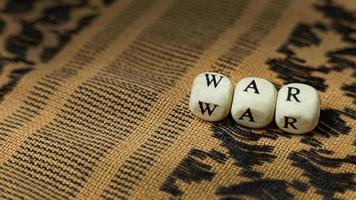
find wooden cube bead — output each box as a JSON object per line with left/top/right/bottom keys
{"left": 275, "top": 83, "right": 320, "bottom": 134}
{"left": 230, "top": 77, "right": 277, "bottom": 128}
{"left": 189, "top": 72, "right": 234, "bottom": 122}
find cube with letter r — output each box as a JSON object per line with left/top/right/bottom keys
{"left": 275, "top": 83, "right": 320, "bottom": 134}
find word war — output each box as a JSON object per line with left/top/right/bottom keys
{"left": 189, "top": 72, "right": 320, "bottom": 134}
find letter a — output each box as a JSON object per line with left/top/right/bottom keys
{"left": 243, "top": 80, "right": 259, "bottom": 94}
{"left": 205, "top": 73, "right": 223, "bottom": 88}
{"left": 199, "top": 101, "right": 218, "bottom": 116}
{"left": 238, "top": 108, "right": 255, "bottom": 122}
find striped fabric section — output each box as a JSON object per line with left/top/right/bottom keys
{"left": 0, "top": 0, "right": 355, "bottom": 199}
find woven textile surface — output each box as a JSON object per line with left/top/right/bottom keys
{"left": 0, "top": 0, "right": 355, "bottom": 199}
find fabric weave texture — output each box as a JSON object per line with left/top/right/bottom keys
{"left": 0, "top": 0, "right": 355, "bottom": 199}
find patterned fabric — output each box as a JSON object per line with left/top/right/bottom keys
{"left": 0, "top": 0, "right": 355, "bottom": 199}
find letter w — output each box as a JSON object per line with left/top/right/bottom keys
{"left": 205, "top": 73, "right": 223, "bottom": 88}
{"left": 199, "top": 101, "right": 218, "bottom": 116}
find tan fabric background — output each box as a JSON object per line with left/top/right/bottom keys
{"left": 0, "top": 0, "right": 355, "bottom": 199}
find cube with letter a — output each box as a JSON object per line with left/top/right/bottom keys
{"left": 189, "top": 72, "right": 234, "bottom": 122}
{"left": 230, "top": 77, "right": 277, "bottom": 128}
{"left": 275, "top": 83, "right": 320, "bottom": 134}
